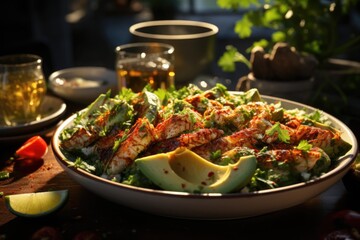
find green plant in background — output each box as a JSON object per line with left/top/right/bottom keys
{"left": 217, "top": 0, "right": 360, "bottom": 125}
{"left": 217, "top": 0, "right": 360, "bottom": 72}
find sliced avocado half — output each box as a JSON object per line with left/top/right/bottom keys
{"left": 135, "top": 148, "right": 257, "bottom": 193}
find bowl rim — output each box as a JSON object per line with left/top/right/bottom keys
{"left": 115, "top": 42, "right": 175, "bottom": 56}
{"left": 48, "top": 67, "right": 116, "bottom": 91}
{"left": 129, "top": 20, "right": 219, "bottom": 40}
{"left": 51, "top": 95, "right": 358, "bottom": 200}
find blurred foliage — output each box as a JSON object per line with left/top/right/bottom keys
{"left": 217, "top": 0, "right": 360, "bottom": 124}
{"left": 217, "top": 0, "right": 360, "bottom": 72}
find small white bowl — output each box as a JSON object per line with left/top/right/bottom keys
{"left": 49, "top": 67, "right": 118, "bottom": 104}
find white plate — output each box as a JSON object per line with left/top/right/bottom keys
{"left": 51, "top": 95, "right": 358, "bottom": 220}
{"left": 48, "top": 67, "right": 118, "bottom": 104}
{"left": 0, "top": 95, "right": 66, "bottom": 137}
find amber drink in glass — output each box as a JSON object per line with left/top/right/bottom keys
{"left": 0, "top": 54, "right": 47, "bottom": 126}
{"left": 115, "top": 43, "right": 175, "bottom": 92}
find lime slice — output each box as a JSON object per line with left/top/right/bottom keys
{"left": 4, "top": 190, "right": 68, "bottom": 217}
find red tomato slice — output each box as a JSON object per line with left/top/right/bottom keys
{"left": 16, "top": 136, "right": 48, "bottom": 159}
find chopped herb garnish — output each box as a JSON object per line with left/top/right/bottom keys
{"left": 308, "top": 110, "right": 321, "bottom": 122}
{"left": 68, "top": 157, "right": 96, "bottom": 173}
{"left": 265, "top": 122, "right": 290, "bottom": 143}
{"left": 210, "top": 150, "right": 222, "bottom": 161}
{"left": 296, "top": 140, "right": 313, "bottom": 152}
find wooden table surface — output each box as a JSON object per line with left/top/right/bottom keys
{"left": 1, "top": 99, "right": 359, "bottom": 240}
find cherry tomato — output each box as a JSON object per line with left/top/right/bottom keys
{"left": 15, "top": 136, "right": 48, "bottom": 159}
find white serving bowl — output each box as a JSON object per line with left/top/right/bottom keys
{"left": 49, "top": 67, "right": 118, "bottom": 104}
{"left": 51, "top": 95, "right": 358, "bottom": 220}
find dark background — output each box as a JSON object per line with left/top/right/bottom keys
{"left": 1, "top": 0, "right": 359, "bottom": 82}
{"left": 1, "top": 0, "right": 360, "bottom": 126}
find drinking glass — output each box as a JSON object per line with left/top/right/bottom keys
{"left": 0, "top": 54, "right": 47, "bottom": 126}
{"left": 115, "top": 42, "right": 175, "bottom": 92}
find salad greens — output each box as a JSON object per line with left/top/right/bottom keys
{"left": 59, "top": 84, "right": 351, "bottom": 193}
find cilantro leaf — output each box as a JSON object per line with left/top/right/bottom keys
{"left": 217, "top": 0, "right": 258, "bottom": 9}
{"left": 218, "top": 45, "right": 251, "bottom": 72}
{"left": 296, "top": 140, "right": 313, "bottom": 152}
{"left": 235, "top": 16, "right": 253, "bottom": 38}
{"left": 308, "top": 110, "right": 321, "bottom": 122}
{"left": 265, "top": 122, "right": 290, "bottom": 143}
{"left": 68, "top": 157, "right": 96, "bottom": 173}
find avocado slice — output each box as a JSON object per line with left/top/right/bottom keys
{"left": 135, "top": 148, "right": 257, "bottom": 193}
{"left": 244, "top": 88, "right": 262, "bottom": 102}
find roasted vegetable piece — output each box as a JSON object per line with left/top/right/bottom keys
{"left": 79, "top": 91, "right": 111, "bottom": 121}
{"left": 61, "top": 100, "right": 133, "bottom": 151}
{"left": 132, "top": 90, "right": 161, "bottom": 124}
{"left": 145, "top": 128, "right": 224, "bottom": 155}
{"left": 293, "top": 123, "right": 352, "bottom": 159}
{"left": 217, "top": 146, "right": 331, "bottom": 190}
{"left": 256, "top": 147, "right": 331, "bottom": 179}
{"left": 307, "top": 120, "right": 352, "bottom": 158}
{"left": 105, "top": 117, "right": 155, "bottom": 176}
{"left": 154, "top": 109, "right": 203, "bottom": 140}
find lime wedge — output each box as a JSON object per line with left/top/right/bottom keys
{"left": 4, "top": 190, "right": 68, "bottom": 217}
